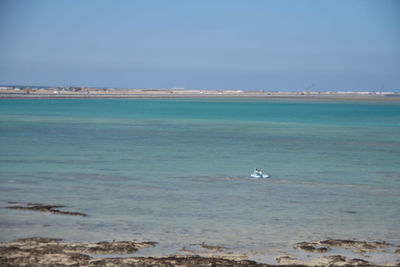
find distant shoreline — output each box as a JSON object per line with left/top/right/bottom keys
{"left": 1, "top": 92, "right": 400, "bottom": 101}
{"left": 1, "top": 86, "right": 399, "bottom": 101}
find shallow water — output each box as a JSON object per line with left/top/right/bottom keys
{"left": 0, "top": 98, "right": 399, "bottom": 263}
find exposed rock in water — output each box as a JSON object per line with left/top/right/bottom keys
{"left": 180, "top": 243, "right": 252, "bottom": 262}
{"left": 294, "top": 242, "right": 330, "bottom": 253}
{"left": 0, "top": 237, "right": 270, "bottom": 266}
{"left": 4, "top": 237, "right": 157, "bottom": 255}
{"left": 347, "top": 258, "right": 372, "bottom": 265}
{"left": 66, "top": 240, "right": 158, "bottom": 255}
{"left": 5, "top": 202, "right": 87, "bottom": 217}
{"left": 276, "top": 254, "right": 375, "bottom": 266}
{"left": 196, "top": 242, "right": 228, "bottom": 252}
{"left": 344, "top": 210, "right": 357, "bottom": 214}
{"left": 275, "top": 255, "right": 299, "bottom": 264}
{"left": 1, "top": 237, "right": 397, "bottom": 266}
{"left": 294, "top": 239, "right": 392, "bottom": 255}
{"left": 181, "top": 242, "right": 228, "bottom": 253}
{"left": 319, "top": 239, "right": 391, "bottom": 254}
{"left": 90, "top": 256, "right": 270, "bottom": 266}
{"left": 289, "top": 239, "right": 400, "bottom": 266}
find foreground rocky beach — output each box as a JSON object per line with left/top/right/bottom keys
{"left": 1, "top": 237, "right": 399, "bottom": 266}
{"left": 2, "top": 203, "right": 400, "bottom": 266}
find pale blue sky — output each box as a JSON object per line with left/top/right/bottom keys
{"left": 0, "top": 0, "right": 399, "bottom": 91}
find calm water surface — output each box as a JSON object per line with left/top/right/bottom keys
{"left": 0, "top": 98, "right": 399, "bottom": 261}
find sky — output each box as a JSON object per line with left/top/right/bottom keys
{"left": 0, "top": 0, "right": 399, "bottom": 91}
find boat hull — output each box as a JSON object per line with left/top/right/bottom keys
{"left": 250, "top": 174, "right": 270, "bottom": 179}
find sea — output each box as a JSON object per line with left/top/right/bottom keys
{"left": 0, "top": 98, "right": 399, "bottom": 263}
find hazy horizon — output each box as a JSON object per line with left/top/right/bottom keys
{"left": 1, "top": 0, "right": 399, "bottom": 91}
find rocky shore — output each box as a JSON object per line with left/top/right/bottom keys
{"left": 2, "top": 202, "right": 400, "bottom": 266}
{"left": 0, "top": 237, "right": 267, "bottom": 266}
{"left": 1, "top": 237, "right": 399, "bottom": 266}
{"left": 3, "top": 197, "right": 400, "bottom": 267}
{"left": 277, "top": 240, "right": 399, "bottom": 266}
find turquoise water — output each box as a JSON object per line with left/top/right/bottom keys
{"left": 1, "top": 99, "right": 400, "bottom": 260}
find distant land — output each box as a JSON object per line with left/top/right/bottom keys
{"left": 0, "top": 85, "right": 399, "bottom": 100}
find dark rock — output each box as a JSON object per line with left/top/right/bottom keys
{"left": 275, "top": 255, "right": 296, "bottom": 264}
{"left": 5, "top": 203, "right": 87, "bottom": 217}
{"left": 320, "top": 239, "right": 356, "bottom": 247}
{"left": 90, "top": 255, "right": 271, "bottom": 266}
{"left": 319, "top": 239, "right": 391, "bottom": 252}
{"left": 348, "top": 258, "right": 371, "bottom": 265}
{"left": 10, "top": 237, "right": 63, "bottom": 244}
{"left": 195, "top": 243, "right": 228, "bottom": 252}
{"left": 68, "top": 240, "right": 158, "bottom": 254}
{"left": 294, "top": 242, "right": 330, "bottom": 253}
{"left": 345, "top": 210, "right": 357, "bottom": 214}
{"left": 325, "top": 255, "right": 347, "bottom": 263}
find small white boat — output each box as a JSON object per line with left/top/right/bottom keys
{"left": 251, "top": 173, "right": 270, "bottom": 178}
{"left": 251, "top": 169, "right": 270, "bottom": 179}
